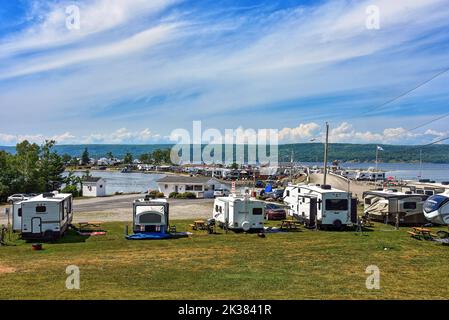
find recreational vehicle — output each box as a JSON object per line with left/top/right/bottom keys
{"left": 339, "top": 170, "right": 357, "bottom": 180}
{"left": 356, "top": 171, "right": 385, "bottom": 181}
{"left": 212, "top": 196, "right": 265, "bottom": 232}
{"left": 132, "top": 197, "right": 169, "bottom": 234}
{"left": 423, "top": 190, "right": 449, "bottom": 225}
{"left": 20, "top": 193, "right": 73, "bottom": 241}
{"left": 283, "top": 184, "right": 356, "bottom": 229}
{"left": 355, "top": 171, "right": 371, "bottom": 181}
{"left": 415, "top": 187, "right": 445, "bottom": 196}
{"left": 363, "top": 190, "right": 428, "bottom": 225}
{"left": 370, "top": 172, "right": 385, "bottom": 181}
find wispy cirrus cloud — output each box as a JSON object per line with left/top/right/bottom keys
{"left": 0, "top": 0, "right": 449, "bottom": 145}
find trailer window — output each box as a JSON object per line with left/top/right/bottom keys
{"left": 403, "top": 202, "right": 417, "bottom": 210}
{"left": 325, "top": 199, "right": 348, "bottom": 211}
{"left": 18, "top": 208, "right": 22, "bottom": 217}
{"left": 365, "top": 198, "right": 372, "bottom": 205}
{"left": 286, "top": 190, "right": 290, "bottom": 197}
{"left": 424, "top": 195, "right": 449, "bottom": 213}
{"left": 36, "top": 206, "right": 47, "bottom": 213}
{"left": 194, "top": 185, "right": 203, "bottom": 191}
{"left": 252, "top": 208, "right": 263, "bottom": 215}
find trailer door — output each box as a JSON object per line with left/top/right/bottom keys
{"left": 309, "top": 198, "right": 317, "bottom": 227}
{"left": 351, "top": 198, "right": 358, "bottom": 223}
{"left": 31, "top": 217, "right": 42, "bottom": 234}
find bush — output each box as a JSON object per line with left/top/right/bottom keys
{"left": 148, "top": 190, "right": 165, "bottom": 198}
{"left": 169, "top": 192, "right": 179, "bottom": 198}
{"left": 184, "top": 192, "right": 197, "bottom": 199}
{"left": 61, "top": 185, "right": 80, "bottom": 197}
{"left": 175, "top": 192, "right": 196, "bottom": 199}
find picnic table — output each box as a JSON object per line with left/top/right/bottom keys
{"left": 77, "top": 221, "right": 103, "bottom": 231}
{"left": 408, "top": 227, "right": 435, "bottom": 240}
{"left": 190, "top": 220, "right": 207, "bottom": 231}
{"left": 280, "top": 220, "right": 301, "bottom": 230}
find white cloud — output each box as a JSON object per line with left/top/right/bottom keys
{"left": 82, "top": 128, "right": 164, "bottom": 144}
{"left": 278, "top": 123, "right": 321, "bottom": 143}
{"left": 0, "top": 0, "right": 179, "bottom": 58}
{"left": 276, "top": 122, "right": 449, "bottom": 144}
{"left": 0, "top": 0, "right": 449, "bottom": 139}
{"left": 0, "top": 132, "right": 75, "bottom": 145}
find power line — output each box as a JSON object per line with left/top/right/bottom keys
{"left": 421, "top": 135, "right": 449, "bottom": 147}
{"left": 358, "top": 65, "right": 449, "bottom": 117}
{"left": 406, "top": 111, "right": 449, "bottom": 133}
{"left": 382, "top": 110, "right": 449, "bottom": 141}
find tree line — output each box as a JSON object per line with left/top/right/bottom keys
{"left": 0, "top": 140, "right": 65, "bottom": 202}
{"left": 279, "top": 143, "right": 449, "bottom": 163}
{"left": 62, "top": 148, "right": 173, "bottom": 165}
{"left": 0, "top": 142, "right": 175, "bottom": 202}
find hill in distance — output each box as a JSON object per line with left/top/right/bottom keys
{"left": 1, "top": 143, "right": 448, "bottom": 163}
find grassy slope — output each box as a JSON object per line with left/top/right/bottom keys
{"left": 0, "top": 220, "right": 448, "bottom": 300}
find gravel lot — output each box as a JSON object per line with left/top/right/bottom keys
{"left": 0, "top": 195, "right": 214, "bottom": 225}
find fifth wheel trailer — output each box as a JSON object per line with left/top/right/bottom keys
{"left": 283, "top": 184, "right": 356, "bottom": 229}
{"left": 423, "top": 190, "right": 449, "bottom": 225}
{"left": 363, "top": 190, "right": 428, "bottom": 225}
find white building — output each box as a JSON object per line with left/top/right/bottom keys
{"left": 82, "top": 177, "right": 106, "bottom": 197}
{"left": 156, "top": 176, "right": 224, "bottom": 198}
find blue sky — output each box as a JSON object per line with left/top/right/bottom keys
{"left": 0, "top": 0, "right": 449, "bottom": 145}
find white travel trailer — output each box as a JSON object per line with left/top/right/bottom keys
{"left": 132, "top": 197, "right": 169, "bottom": 233}
{"left": 370, "top": 172, "right": 385, "bottom": 181}
{"left": 423, "top": 191, "right": 449, "bottom": 225}
{"left": 356, "top": 171, "right": 385, "bottom": 181}
{"left": 283, "top": 184, "right": 356, "bottom": 229}
{"left": 20, "top": 193, "right": 73, "bottom": 241}
{"left": 339, "top": 170, "right": 357, "bottom": 180}
{"left": 363, "top": 190, "right": 428, "bottom": 225}
{"left": 355, "top": 171, "right": 371, "bottom": 181}
{"left": 212, "top": 196, "right": 265, "bottom": 232}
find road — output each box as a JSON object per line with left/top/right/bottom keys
{"left": 0, "top": 195, "right": 215, "bottom": 225}
{"left": 309, "top": 173, "right": 373, "bottom": 200}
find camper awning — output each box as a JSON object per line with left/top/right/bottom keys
{"left": 363, "top": 191, "right": 428, "bottom": 200}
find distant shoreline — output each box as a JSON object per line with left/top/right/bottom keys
{"left": 2, "top": 143, "right": 449, "bottom": 164}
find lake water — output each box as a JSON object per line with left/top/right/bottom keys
{"left": 65, "top": 171, "right": 166, "bottom": 195}
{"left": 302, "top": 162, "right": 449, "bottom": 182}
{"left": 66, "top": 162, "right": 449, "bottom": 195}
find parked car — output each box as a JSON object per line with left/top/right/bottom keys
{"left": 214, "top": 189, "right": 230, "bottom": 197}
{"left": 255, "top": 180, "right": 265, "bottom": 188}
{"left": 265, "top": 203, "right": 287, "bottom": 220}
{"left": 7, "top": 194, "right": 27, "bottom": 203}
{"left": 266, "top": 189, "right": 285, "bottom": 200}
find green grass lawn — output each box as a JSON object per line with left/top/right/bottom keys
{"left": 0, "top": 220, "right": 448, "bottom": 300}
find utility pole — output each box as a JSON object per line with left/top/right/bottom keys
{"left": 290, "top": 150, "right": 294, "bottom": 182}
{"left": 323, "top": 122, "right": 329, "bottom": 185}
{"left": 419, "top": 149, "right": 423, "bottom": 179}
